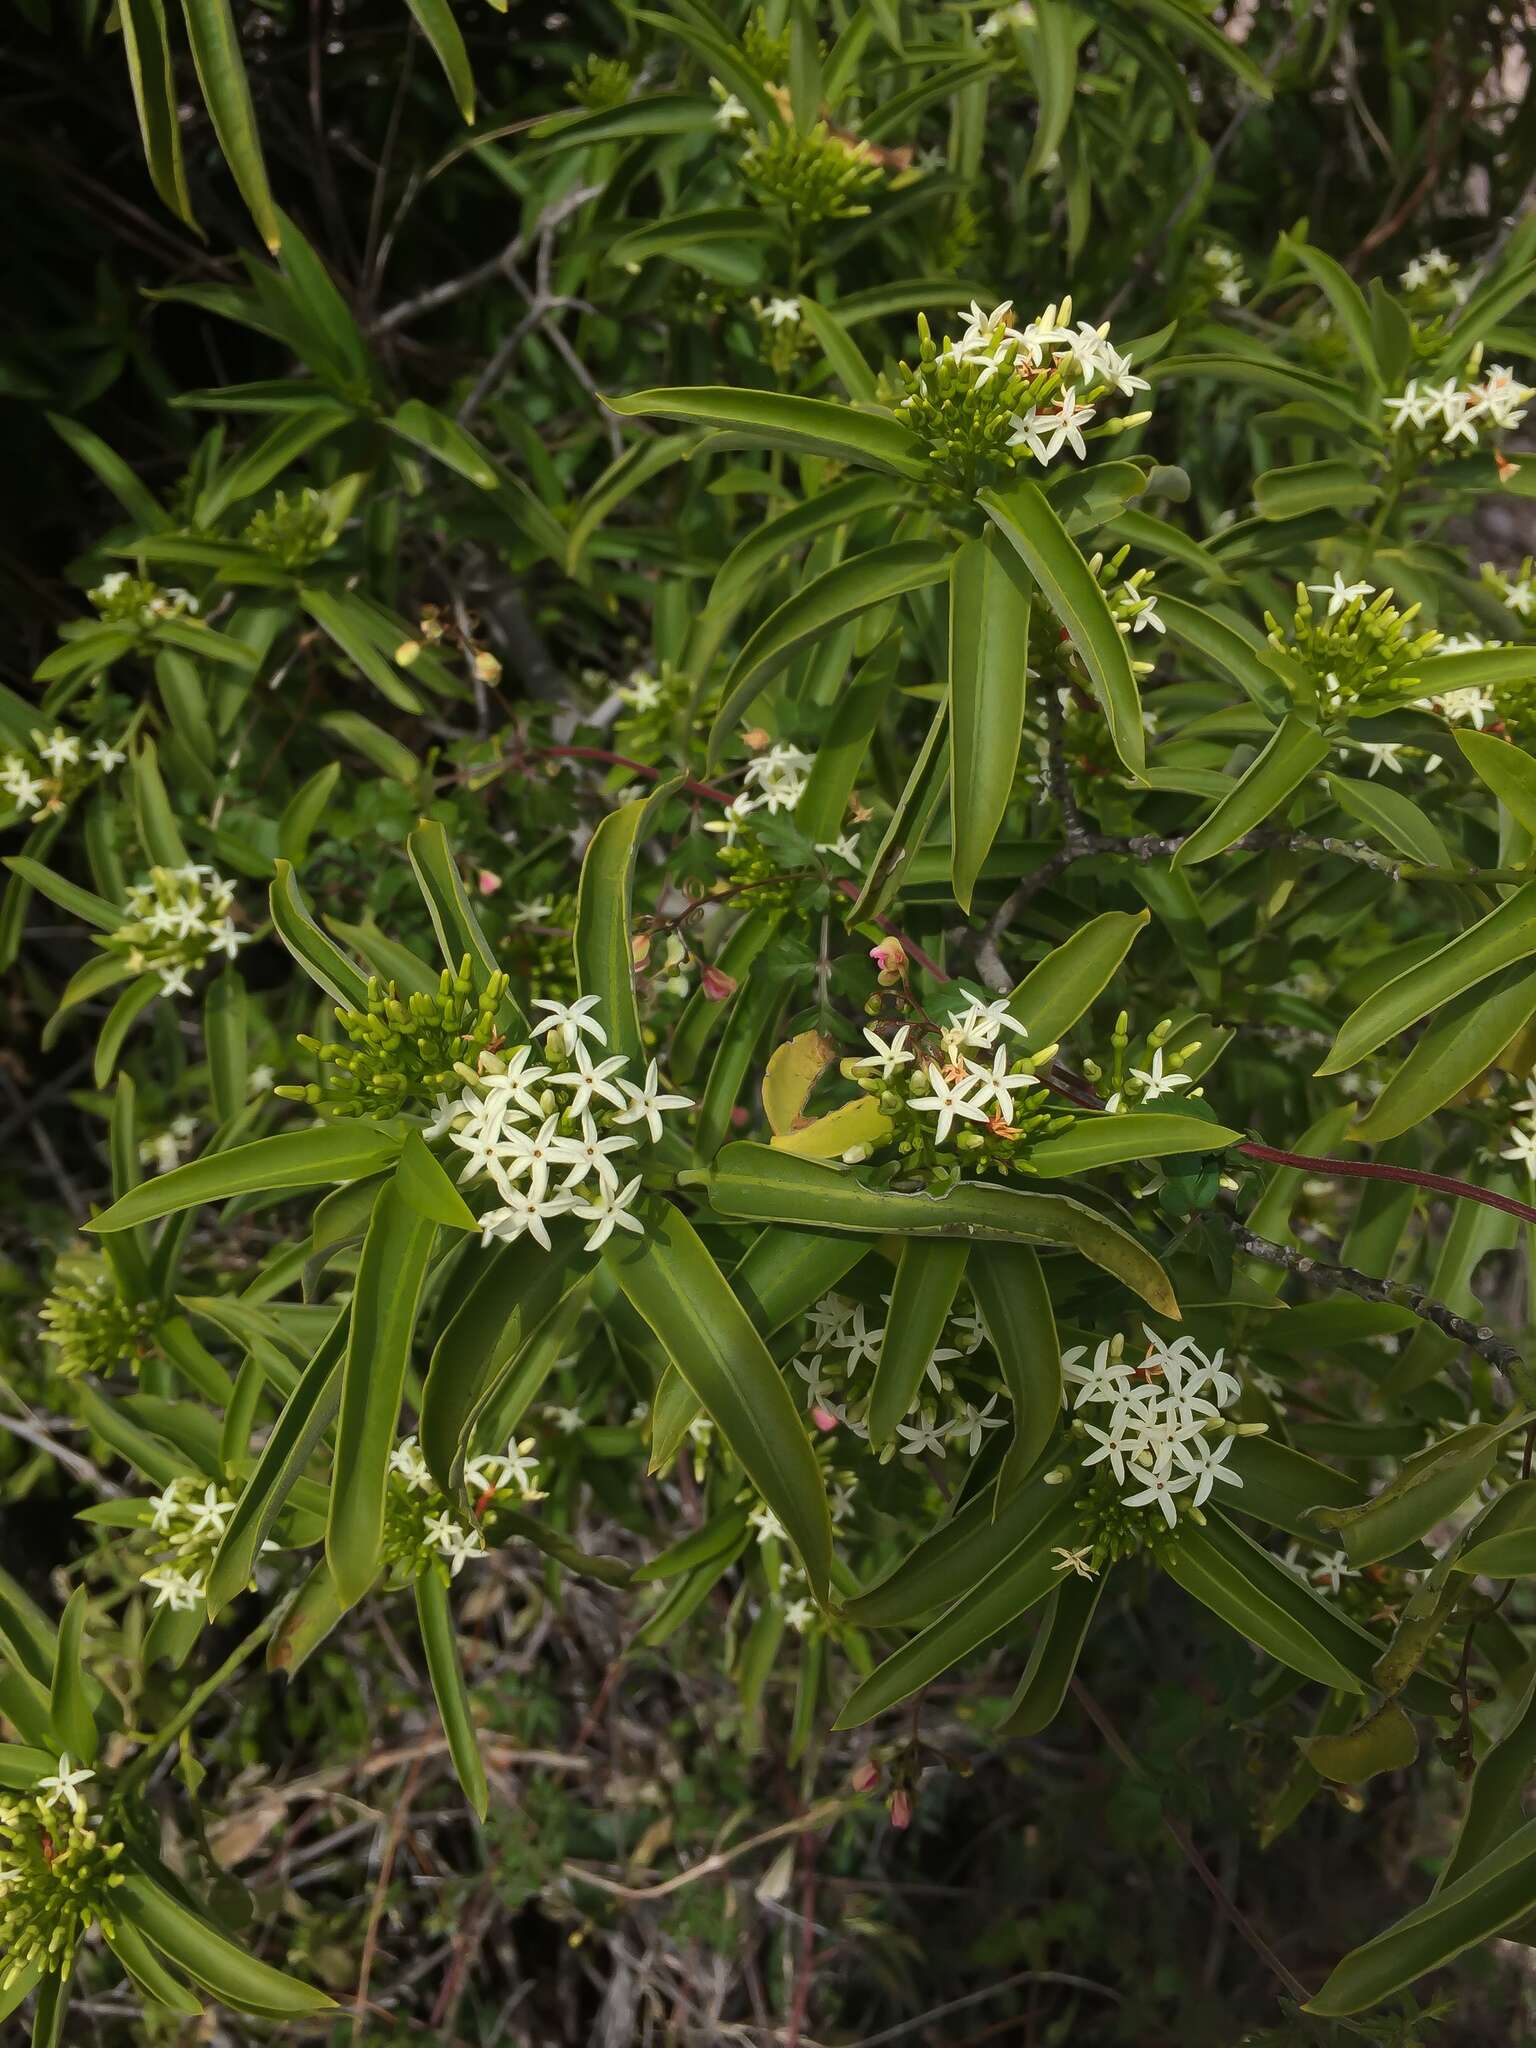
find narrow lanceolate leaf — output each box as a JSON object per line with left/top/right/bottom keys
{"left": 999, "top": 1568, "right": 1106, "bottom": 1735}
{"left": 603, "top": 388, "right": 929, "bottom": 479}
{"left": 204, "top": 970, "right": 247, "bottom": 1126}
{"left": 835, "top": 1495, "right": 1082, "bottom": 1726}
{"left": 388, "top": 402, "right": 498, "bottom": 488}
{"left": 707, "top": 1144, "right": 1179, "bottom": 1317}
{"left": 4, "top": 857, "right": 125, "bottom": 931}
{"left": 969, "top": 1243, "right": 1062, "bottom": 1496}
{"left": 1172, "top": 714, "right": 1331, "bottom": 867}
{"left": 118, "top": 1869, "right": 334, "bottom": 2013}
{"left": 415, "top": 1574, "right": 488, "bottom": 1818}
{"left": 1327, "top": 772, "right": 1450, "bottom": 869}
{"left": 845, "top": 699, "right": 949, "bottom": 924}
{"left": 48, "top": 1588, "right": 96, "bottom": 1763}
{"left": 1351, "top": 961, "right": 1536, "bottom": 1143}
{"left": 91, "top": 1123, "right": 402, "bottom": 1233}
{"left": 1006, "top": 909, "right": 1149, "bottom": 1043}
{"left": 395, "top": 1130, "right": 478, "bottom": 1232}
{"left": 404, "top": 0, "right": 476, "bottom": 122}
{"left": 103, "top": 1918, "right": 202, "bottom": 2016}
{"left": 867, "top": 1238, "right": 970, "bottom": 1449}
{"left": 94, "top": 974, "right": 161, "bottom": 1088}
{"left": 327, "top": 1182, "right": 437, "bottom": 1608}
{"left": 1027, "top": 1111, "right": 1243, "bottom": 1176}
{"left": 948, "top": 530, "right": 1032, "bottom": 914}
{"left": 206, "top": 1311, "right": 347, "bottom": 1615}
{"left": 979, "top": 479, "right": 1144, "bottom": 777}
{"left": 1305, "top": 1818, "right": 1536, "bottom": 2017}
{"left": 270, "top": 861, "right": 372, "bottom": 1010}
{"left": 1318, "top": 880, "right": 1536, "bottom": 1074}
{"left": 119, "top": 0, "right": 196, "bottom": 229}
{"left": 573, "top": 780, "right": 681, "bottom": 1067}
{"left": 406, "top": 820, "right": 527, "bottom": 1036}
{"left": 1437, "top": 1665, "right": 1536, "bottom": 1891}
{"left": 1456, "top": 727, "right": 1536, "bottom": 838}
{"left": 178, "top": 0, "right": 281, "bottom": 249}
{"left": 707, "top": 542, "right": 951, "bottom": 763}
{"left": 1284, "top": 241, "right": 1380, "bottom": 383}
{"left": 606, "top": 1200, "right": 832, "bottom": 1598}
{"left": 1311, "top": 1419, "right": 1515, "bottom": 1566}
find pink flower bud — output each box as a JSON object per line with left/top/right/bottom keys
{"left": 869, "top": 937, "right": 905, "bottom": 974}
{"left": 888, "top": 1787, "right": 913, "bottom": 1830}
{"left": 811, "top": 1407, "right": 839, "bottom": 1433}
{"left": 477, "top": 870, "right": 502, "bottom": 896}
{"left": 701, "top": 964, "right": 738, "bottom": 1001}
{"left": 849, "top": 1759, "right": 880, "bottom": 1794}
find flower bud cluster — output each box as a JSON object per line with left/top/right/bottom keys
{"left": 1082, "top": 1012, "right": 1202, "bottom": 1116}
{"left": 385, "top": 1432, "right": 546, "bottom": 1582}
{"left": 1267, "top": 577, "right": 1443, "bottom": 722}
{"left": 881, "top": 298, "right": 1150, "bottom": 494}
{"left": 38, "top": 1254, "right": 155, "bottom": 1380}
{"left": 241, "top": 486, "right": 335, "bottom": 568}
{"left": 739, "top": 121, "right": 882, "bottom": 225}
{"left": 1382, "top": 354, "right": 1531, "bottom": 448}
{"left": 109, "top": 864, "right": 250, "bottom": 997}
{"left": 279, "top": 959, "right": 509, "bottom": 1118}
{"left": 566, "top": 54, "right": 633, "bottom": 110}
{"left": 1, "top": 722, "right": 125, "bottom": 818}
{"left": 0, "top": 1761, "right": 123, "bottom": 1988}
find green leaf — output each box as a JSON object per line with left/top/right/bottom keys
{"left": 699, "top": 474, "right": 906, "bottom": 628}
{"left": 1327, "top": 772, "right": 1450, "bottom": 868}
{"left": 845, "top": 699, "right": 949, "bottom": 925}
{"left": 1254, "top": 459, "right": 1380, "bottom": 519}
{"left": 1437, "top": 1665, "right": 1536, "bottom": 1889}
{"left": 319, "top": 711, "right": 422, "bottom": 784}
{"left": 396, "top": 1130, "right": 478, "bottom": 1231}
{"left": 103, "top": 1917, "right": 203, "bottom": 2016}
{"left": 94, "top": 974, "right": 162, "bottom": 1088}
{"left": 47, "top": 1588, "right": 96, "bottom": 1763}
{"left": 794, "top": 297, "right": 878, "bottom": 402}
{"left": 206, "top": 1313, "right": 346, "bottom": 1615}
{"left": 327, "top": 1180, "right": 437, "bottom": 1608}
{"left": 867, "top": 1238, "right": 970, "bottom": 1448}
{"left": 980, "top": 479, "right": 1144, "bottom": 776}
{"left": 609, "top": 209, "right": 782, "bottom": 286}
{"left": 421, "top": 1224, "right": 582, "bottom": 1493}
{"left": 1456, "top": 729, "right": 1536, "bottom": 840}
{"left": 12, "top": 860, "right": 128, "bottom": 932}
{"left": 1154, "top": 354, "right": 1367, "bottom": 426}
{"left": 1006, "top": 909, "right": 1149, "bottom": 1043}
{"left": 406, "top": 819, "right": 527, "bottom": 1038}
{"left": 47, "top": 412, "right": 172, "bottom": 532}
{"left": 606, "top": 1200, "right": 832, "bottom": 1599}
{"left": 415, "top": 1573, "right": 488, "bottom": 1818}
{"left": 1351, "top": 961, "right": 1536, "bottom": 1143}
{"left": 1319, "top": 880, "right": 1536, "bottom": 1074}
{"left": 404, "top": 0, "right": 475, "bottom": 122}
{"left": 604, "top": 387, "right": 928, "bottom": 479}
{"left": 91, "top": 1123, "right": 402, "bottom": 1233}
{"left": 573, "top": 781, "right": 681, "bottom": 1067}
{"left": 1452, "top": 1479, "right": 1536, "bottom": 1577}
{"left": 1312, "top": 1420, "right": 1513, "bottom": 1566}
{"left": 633, "top": 1503, "right": 753, "bottom": 1583}
{"left": 1161, "top": 1515, "right": 1364, "bottom": 1692}
{"left": 277, "top": 762, "right": 341, "bottom": 868}
{"left": 969, "top": 1242, "right": 1062, "bottom": 1495}
{"left": 948, "top": 530, "right": 1032, "bottom": 914}
{"left": 1027, "top": 1111, "right": 1243, "bottom": 1175}
{"left": 1156, "top": 593, "right": 1293, "bottom": 713}
{"left": 117, "top": 1869, "right": 333, "bottom": 2013}
{"left": 1172, "top": 714, "right": 1331, "bottom": 867}
{"left": 707, "top": 1144, "right": 1179, "bottom": 1317}
{"left": 1222, "top": 1434, "right": 1362, "bottom": 1541}
{"left": 270, "top": 860, "right": 371, "bottom": 1010}
{"left": 1305, "top": 1817, "right": 1536, "bottom": 2017}
{"left": 128, "top": 737, "right": 188, "bottom": 868}
{"left": 999, "top": 1567, "right": 1105, "bottom": 1735}
{"left": 299, "top": 588, "right": 423, "bottom": 712}
{"left": 204, "top": 969, "right": 247, "bottom": 1125}
{"left": 834, "top": 1494, "right": 1081, "bottom": 1726}
{"left": 708, "top": 541, "right": 951, "bottom": 763}
{"left": 1024, "top": 1, "right": 1082, "bottom": 174}
{"left": 388, "top": 401, "right": 498, "bottom": 489}
{"left": 1301, "top": 1701, "right": 1418, "bottom": 1783}
{"left": 566, "top": 433, "right": 700, "bottom": 575}
{"left": 196, "top": 407, "right": 352, "bottom": 524}
{"left": 1283, "top": 240, "right": 1379, "bottom": 383}
{"left": 177, "top": 0, "right": 281, "bottom": 249}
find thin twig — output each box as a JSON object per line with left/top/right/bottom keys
{"left": 372, "top": 184, "right": 601, "bottom": 336}
{"left": 354, "top": 1754, "right": 425, "bottom": 2040}
{"left": 564, "top": 1799, "right": 850, "bottom": 1901}
{"left": 1229, "top": 1223, "right": 1522, "bottom": 1373}
{"left": 0, "top": 1407, "right": 122, "bottom": 1496}
{"left": 845, "top": 1967, "right": 1122, "bottom": 2047}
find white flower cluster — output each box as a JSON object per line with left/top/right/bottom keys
{"left": 1382, "top": 363, "right": 1531, "bottom": 445}
{"left": 849, "top": 992, "right": 1051, "bottom": 1150}
{"left": 1063, "top": 1329, "right": 1256, "bottom": 1530}
{"left": 1282, "top": 1541, "right": 1357, "bottom": 1595}
{"left": 746, "top": 1480, "right": 856, "bottom": 1633}
{"left": 919, "top": 296, "right": 1149, "bottom": 464}
{"left": 1498, "top": 1074, "right": 1536, "bottom": 1176}
{"left": 789, "top": 1286, "right": 1007, "bottom": 1461}
{"left": 139, "top": 1476, "right": 243, "bottom": 1611}
{"left": 89, "top": 568, "right": 199, "bottom": 625}
{"left": 387, "top": 1432, "right": 545, "bottom": 1577}
{"left": 617, "top": 667, "right": 663, "bottom": 713}
{"left": 427, "top": 996, "right": 691, "bottom": 1252}
{"left": 1200, "top": 243, "right": 1248, "bottom": 305}
{"left": 111, "top": 865, "right": 251, "bottom": 996}
{"left": 1, "top": 724, "right": 124, "bottom": 817}
{"left": 977, "top": 1, "right": 1034, "bottom": 41}
{"left": 1486, "top": 564, "right": 1536, "bottom": 620}
{"left": 704, "top": 739, "right": 864, "bottom": 862}
{"left": 1399, "top": 247, "right": 1457, "bottom": 293}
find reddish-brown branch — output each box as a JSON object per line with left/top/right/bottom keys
{"left": 1235, "top": 1144, "right": 1536, "bottom": 1229}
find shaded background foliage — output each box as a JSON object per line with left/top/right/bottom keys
{"left": 5, "top": 1, "right": 1536, "bottom": 2042}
